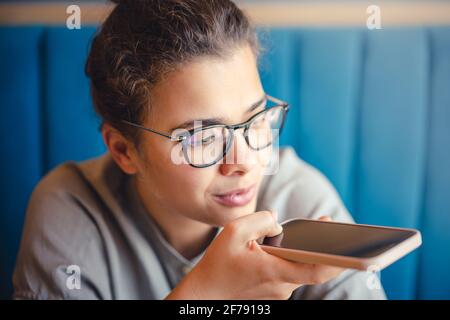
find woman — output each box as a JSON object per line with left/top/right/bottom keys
{"left": 13, "top": 0, "right": 386, "bottom": 300}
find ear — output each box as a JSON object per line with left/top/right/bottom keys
{"left": 102, "top": 123, "right": 139, "bottom": 175}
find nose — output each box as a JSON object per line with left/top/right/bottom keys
{"left": 219, "top": 128, "right": 257, "bottom": 176}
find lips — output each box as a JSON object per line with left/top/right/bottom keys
{"left": 212, "top": 184, "right": 256, "bottom": 207}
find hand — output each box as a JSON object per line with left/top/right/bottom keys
{"left": 166, "top": 212, "right": 345, "bottom": 300}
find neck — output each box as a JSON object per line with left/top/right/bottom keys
{"left": 133, "top": 176, "right": 216, "bottom": 260}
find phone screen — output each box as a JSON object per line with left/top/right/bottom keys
{"left": 262, "top": 219, "right": 417, "bottom": 258}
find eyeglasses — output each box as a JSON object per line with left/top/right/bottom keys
{"left": 121, "top": 94, "right": 289, "bottom": 168}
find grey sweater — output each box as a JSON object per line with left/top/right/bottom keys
{"left": 13, "top": 147, "right": 387, "bottom": 300}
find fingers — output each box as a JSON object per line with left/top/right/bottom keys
{"left": 261, "top": 213, "right": 343, "bottom": 286}
{"left": 226, "top": 210, "right": 283, "bottom": 246}
{"left": 270, "top": 255, "right": 345, "bottom": 285}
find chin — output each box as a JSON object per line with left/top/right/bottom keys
{"left": 213, "top": 200, "right": 258, "bottom": 226}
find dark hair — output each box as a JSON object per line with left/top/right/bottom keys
{"left": 85, "top": 0, "right": 260, "bottom": 148}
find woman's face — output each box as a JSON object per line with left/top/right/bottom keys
{"left": 132, "top": 44, "right": 269, "bottom": 227}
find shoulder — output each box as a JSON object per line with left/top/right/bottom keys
{"left": 26, "top": 155, "right": 105, "bottom": 232}
{"left": 27, "top": 152, "right": 123, "bottom": 220}
{"left": 32, "top": 152, "right": 119, "bottom": 199}
{"left": 21, "top": 152, "right": 127, "bottom": 254}
{"left": 13, "top": 154, "right": 118, "bottom": 299}
{"left": 25, "top": 160, "right": 94, "bottom": 233}
{"left": 257, "top": 147, "right": 354, "bottom": 223}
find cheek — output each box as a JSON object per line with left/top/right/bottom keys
{"left": 170, "top": 165, "right": 216, "bottom": 197}
{"left": 143, "top": 142, "right": 217, "bottom": 197}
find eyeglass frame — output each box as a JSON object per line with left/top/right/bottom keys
{"left": 121, "top": 94, "right": 290, "bottom": 168}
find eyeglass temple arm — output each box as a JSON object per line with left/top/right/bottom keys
{"left": 121, "top": 95, "right": 288, "bottom": 141}
{"left": 121, "top": 120, "right": 185, "bottom": 141}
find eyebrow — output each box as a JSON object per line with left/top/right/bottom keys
{"left": 170, "top": 94, "right": 267, "bottom": 131}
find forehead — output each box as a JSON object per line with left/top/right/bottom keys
{"left": 147, "top": 45, "right": 264, "bottom": 127}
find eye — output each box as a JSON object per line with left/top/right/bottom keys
{"left": 187, "top": 131, "right": 217, "bottom": 147}
{"left": 201, "top": 134, "right": 216, "bottom": 146}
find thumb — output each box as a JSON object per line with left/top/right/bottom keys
{"left": 229, "top": 210, "right": 283, "bottom": 246}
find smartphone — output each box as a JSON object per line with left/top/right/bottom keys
{"left": 261, "top": 218, "right": 422, "bottom": 271}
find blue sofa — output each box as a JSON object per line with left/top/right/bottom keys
{"left": 1, "top": 26, "right": 449, "bottom": 299}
